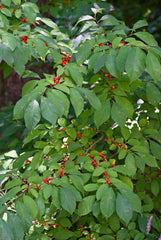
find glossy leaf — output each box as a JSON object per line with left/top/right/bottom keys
{"left": 125, "top": 47, "right": 146, "bottom": 82}
{"left": 134, "top": 32, "right": 158, "bottom": 46}
{"left": 60, "top": 187, "right": 76, "bottom": 214}
{"left": 94, "top": 100, "right": 110, "bottom": 128}
{"left": 78, "top": 195, "right": 95, "bottom": 216}
{"left": 111, "top": 102, "right": 126, "bottom": 128}
{"left": 40, "top": 96, "right": 58, "bottom": 126}
{"left": 70, "top": 88, "right": 84, "bottom": 117}
{"left": 24, "top": 100, "right": 41, "bottom": 131}
{"left": 100, "top": 187, "right": 116, "bottom": 219}
{"left": 116, "top": 193, "right": 133, "bottom": 225}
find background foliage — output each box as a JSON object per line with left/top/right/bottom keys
{"left": 0, "top": 0, "right": 161, "bottom": 240}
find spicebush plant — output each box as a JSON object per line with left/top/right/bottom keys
{"left": 0, "top": 1, "right": 161, "bottom": 240}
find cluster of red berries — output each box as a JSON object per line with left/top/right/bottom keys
{"left": 22, "top": 18, "right": 27, "bottom": 23}
{"left": 50, "top": 74, "right": 64, "bottom": 86}
{"left": 119, "top": 41, "right": 127, "bottom": 49}
{"left": 43, "top": 177, "right": 51, "bottom": 184}
{"left": 61, "top": 53, "right": 71, "bottom": 66}
{"left": 103, "top": 172, "right": 112, "bottom": 186}
{"left": 25, "top": 159, "right": 30, "bottom": 164}
{"left": 59, "top": 157, "right": 68, "bottom": 177}
{"left": 91, "top": 42, "right": 112, "bottom": 51}
{"left": 105, "top": 138, "right": 126, "bottom": 150}
{"left": 42, "top": 222, "right": 60, "bottom": 227}
{"left": 19, "top": 35, "right": 28, "bottom": 44}
{"left": 77, "top": 132, "right": 83, "bottom": 138}
{"left": 99, "top": 152, "right": 107, "bottom": 162}
{"left": 80, "top": 225, "right": 92, "bottom": 239}
{"left": 90, "top": 155, "right": 100, "bottom": 169}
{"left": 99, "top": 71, "right": 116, "bottom": 90}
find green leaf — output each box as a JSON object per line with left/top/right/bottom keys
{"left": 84, "top": 183, "right": 99, "bottom": 192}
{"left": 0, "top": 13, "right": 9, "bottom": 29}
{"left": 98, "top": 236, "right": 115, "bottom": 240}
{"left": 15, "top": 9, "right": 21, "bottom": 18}
{"left": 60, "top": 187, "right": 76, "bottom": 214}
{"left": 101, "top": 15, "right": 119, "bottom": 26}
{"left": 1, "top": 0, "right": 11, "bottom": 7}
{"left": 94, "top": 100, "right": 110, "bottom": 128}
{"left": 111, "top": 102, "right": 126, "bottom": 128}
{"left": 39, "top": 17, "right": 59, "bottom": 30}
{"left": 40, "top": 96, "right": 58, "bottom": 126}
{"left": 16, "top": 201, "right": 33, "bottom": 231}
{"left": 119, "top": 188, "right": 141, "bottom": 213}
{"left": 42, "top": 184, "right": 53, "bottom": 200}
{"left": 0, "top": 44, "right": 13, "bottom": 66}
{"left": 134, "top": 154, "right": 145, "bottom": 172}
{"left": 94, "top": 54, "right": 107, "bottom": 73}
{"left": 51, "top": 90, "right": 70, "bottom": 117}
{"left": 134, "top": 32, "right": 158, "bottom": 46}
{"left": 96, "top": 184, "right": 109, "bottom": 201}
{"left": 78, "top": 87, "right": 101, "bottom": 109}
{"left": 69, "top": 175, "right": 84, "bottom": 192}
{"left": 23, "top": 195, "right": 38, "bottom": 219}
{"left": 132, "top": 20, "right": 148, "bottom": 30}
{"left": 36, "top": 197, "right": 45, "bottom": 217}
{"left": 76, "top": 41, "right": 93, "bottom": 64}
{"left": 1, "top": 8, "right": 11, "bottom": 17}
{"left": 4, "top": 150, "right": 18, "bottom": 158}
{"left": 24, "top": 100, "right": 41, "bottom": 131}
{"left": 112, "top": 37, "right": 122, "bottom": 49}
{"left": 0, "top": 218, "right": 13, "bottom": 240}
{"left": 2, "top": 33, "right": 17, "bottom": 51}
{"left": 146, "top": 82, "right": 161, "bottom": 106}
{"left": 73, "top": 15, "right": 95, "bottom": 29}
{"left": 150, "top": 140, "right": 161, "bottom": 160}
{"left": 70, "top": 88, "right": 84, "bottom": 117}
{"left": 151, "top": 179, "right": 160, "bottom": 196}
{"left": 14, "top": 92, "right": 39, "bottom": 120}
{"left": 125, "top": 153, "right": 137, "bottom": 176}
{"left": 100, "top": 187, "right": 116, "bottom": 219}
{"left": 13, "top": 151, "right": 34, "bottom": 169}
{"left": 105, "top": 49, "right": 119, "bottom": 77}
{"left": 116, "top": 193, "right": 133, "bottom": 225}
{"left": 52, "top": 187, "right": 60, "bottom": 208}
{"left": 115, "top": 96, "right": 133, "bottom": 118}
{"left": 31, "top": 151, "right": 43, "bottom": 170}
{"left": 93, "top": 167, "right": 105, "bottom": 177}
{"left": 69, "top": 64, "right": 83, "bottom": 86}
{"left": 78, "top": 195, "right": 95, "bottom": 216}
{"left": 4, "top": 178, "right": 21, "bottom": 189}
{"left": 146, "top": 51, "right": 161, "bottom": 81}
{"left": 47, "top": 91, "right": 64, "bottom": 117}
{"left": 125, "top": 47, "right": 146, "bottom": 82}
{"left": 22, "top": 80, "right": 38, "bottom": 96}
{"left": 7, "top": 214, "right": 24, "bottom": 240}
{"left": 88, "top": 52, "right": 103, "bottom": 70}
{"left": 33, "top": 39, "right": 48, "bottom": 58}
{"left": 53, "top": 230, "right": 74, "bottom": 240}
{"left": 137, "top": 152, "right": 158, "bottom": 167}
{"left": 116, "top": 46, "right": 129, "bottom": 75}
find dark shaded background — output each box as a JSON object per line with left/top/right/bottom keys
{"left": 0, "top": 0, "right": 161, "bottom": 107}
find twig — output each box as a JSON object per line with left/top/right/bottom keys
{"left": 84, "top": 133, "right": 105, "bottom": 155}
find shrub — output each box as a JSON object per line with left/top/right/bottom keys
{"left": 0, "top": 1, "right": 161, "bottom": 240}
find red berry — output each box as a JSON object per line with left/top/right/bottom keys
{"left": 111, "top": 86, "right": 115, "bottom": 90}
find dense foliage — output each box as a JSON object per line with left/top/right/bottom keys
{"left": 0, "top": 1, "right": 161, "bottom": 240}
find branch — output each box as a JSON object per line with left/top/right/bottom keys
{"left": 84, "top": 133, "right": 105, "bottom": 155}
